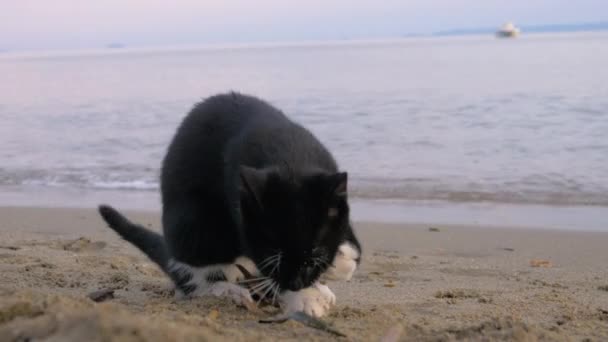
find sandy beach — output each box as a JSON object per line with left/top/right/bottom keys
{"left": 0, "top": 206, "right": 607, "bottom": 341}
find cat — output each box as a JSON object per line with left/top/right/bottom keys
{"left": 98, "top": 92, "right": 361, "bottom": 317}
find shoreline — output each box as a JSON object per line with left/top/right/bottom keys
{"left": 0, "top": 206, "right": 607, "bottom": 340}
{"left": 1, "top": 185, "right": 607, "bottom": 232}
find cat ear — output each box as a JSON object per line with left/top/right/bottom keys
{"left": 329, "top": 172, "right": 348, "bottom": 198}
{"left": 239, "top": 166, "right": 267, "bottom": 209}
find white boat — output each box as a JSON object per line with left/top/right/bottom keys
{"left": 496, "top": 22, "right": 520, "bottom": 38}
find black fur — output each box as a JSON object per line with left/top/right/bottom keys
{"left": 98, "top": 205, "right": 193, "bottom": 289}
{"left": 99, "top": 92, "right": 360, "bottom": 293}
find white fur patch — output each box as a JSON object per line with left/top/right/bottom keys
{"left": 315, "top": 283, "right": 336, "bottom": 305}
{"left": 208, "top": 281, "right": 254, "bottom": 306}
{"left": 168, "top": 256, "right": 258, "bottom": 300}
{"left": 167, "top": 253, "right": 348, "bottom": 315}
{"left": 168, "top": 260, "right": 222, "bottom": 298}
{"left": 280, "top": 282, "right": 336, "bottom": 318}
{"left": 322, "top": 243, "right": 359, "bottom": 281}
{"left": 221, "top": 256, "right": 259, "bottom": 282}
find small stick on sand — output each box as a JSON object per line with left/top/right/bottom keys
{"left": 87, "top": 288, "right": 115, "bottom": 302}
{"left": 260, "top": 312, "right": 347, "bottom": 337}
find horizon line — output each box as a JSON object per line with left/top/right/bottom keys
{"left": 2, "top": 20, "right": 607, "bottom": 55}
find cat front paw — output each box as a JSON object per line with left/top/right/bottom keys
{"left": 323, "top": 243, "right": 360, "bottom": 281}
{"left": 280, "top": 283, "right": 336, "bottom": 318}
{"left": 208, "top": 282, "right": 255, "bottom": 310}
{"left": 314, "top": 283, "right": 336, "bottom": 306}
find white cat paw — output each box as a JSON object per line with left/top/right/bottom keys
{"left": 323, "top": 243, "right": 359, "bottom": 281}
{"left": 208, "top": 282, "right": 254, "bottom": 308}
{"left": 314, "top": 283, "right": 336, "bottom": 306}
{"left": 280, "top": 283, "right": 336, "bottom": 318}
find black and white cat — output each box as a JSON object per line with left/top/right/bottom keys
{"left": 98, "top": 92, "right": 361, "bottom": 317}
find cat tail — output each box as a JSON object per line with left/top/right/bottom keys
{"left": 98, "top": 204, "right": 170, "bottom": 272}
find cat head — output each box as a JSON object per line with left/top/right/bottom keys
{"left": 240, "top": 165, "right": 351, "bottom": 291}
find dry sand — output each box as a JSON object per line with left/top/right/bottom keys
{"left": 0, "top": 206, "right": 607, "bottom": 341}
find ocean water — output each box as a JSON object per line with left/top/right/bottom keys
{"left": 1, "top": 32, "right": 607, "bottom": 208}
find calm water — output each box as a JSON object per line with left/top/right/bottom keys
{"left": 1, "top": 32, "right": 607, "bottom": 206}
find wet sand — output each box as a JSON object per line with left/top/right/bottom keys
{"left": 1, "top": 206, "right": 607, "bottom": 341}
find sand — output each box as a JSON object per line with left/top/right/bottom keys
{"left": 0, "top": 206, "right": 607, "bottom": 341}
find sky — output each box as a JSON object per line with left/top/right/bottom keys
{"left": 1, "top": 0, "right": 607, "bottom": 50}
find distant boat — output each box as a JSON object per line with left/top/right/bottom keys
{"left": 496, "top": 22, "right": 521, "bottom": 38}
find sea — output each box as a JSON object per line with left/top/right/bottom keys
{"left": 1, "top": 32, "right": 607, "bottom": 230}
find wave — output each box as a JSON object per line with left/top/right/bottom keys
{"left": 350, "top": 186, "right": 608, "bottom": 206}
{"left": 0, "top": 169, "right": 158, "bottom": 192}
{"left": 1, "top": 169, "right": 607, "bottom": 206}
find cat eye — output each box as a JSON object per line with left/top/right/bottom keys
{"left": 328, "top": 207, "right": 338, "bottom": 218}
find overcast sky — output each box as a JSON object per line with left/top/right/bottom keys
{"left": 1, "top": 0, "right": 606, "bottom": 50}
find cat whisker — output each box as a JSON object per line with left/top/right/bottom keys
{"left": 258, "top": 259, "right": 277, "bottom": 271}
{"left": 260, "top": 254, "right": 279, "bottom": 265}
{"left": 266, "top": 253, "right": 282, "bottom": 265}
{"left": 268, "top": 255, "right": 281, "bottom": 276}
{"left": 258, "top": 252, "right": 282, "bottom": 280}
{"left": 265, "top": 251, "right": 281, "bottom": 262}
{"left": 271, "top": 283, "right": 281, "bottom": 306}
{"left": 258, "top": 253, "right": 281, "bottom": 271}
{"left": 257, "top": 281, "right": 276, "bottom": 305}
{"left": 250, "top": 278, "right": 271, "bottom": 288}
{"left": 260, "top": 262, "right": 278, "bottom": 273}
{"left": 257, "top": 255, "right": 277, "bottom": 268}
{"left": 249, "top": 279, "right": 273, "bottom": 294}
